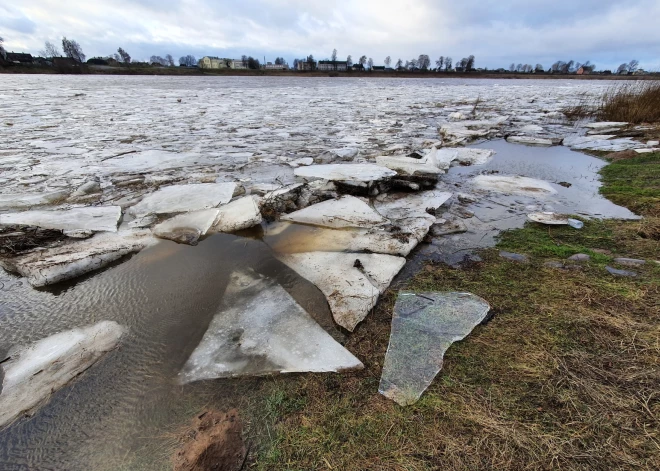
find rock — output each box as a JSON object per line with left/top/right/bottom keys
{"left": 499, "top": 251, "right": 529, "bottom": 263}
{"left": 212, "top": 196, "right": 263, "bottom": 233}
{"left": 472, "top": 175, "right": 557, "bottom": 197}
{"left": 294, "top": 163, "right": 397, "bottom": 183}
{"left": 0, "top": 206, "right": 122, "bottom": 233}
{"left": 277, "top": 252, "right": 406, "bottom": 331}
{"left": 379, "top": 292, "right": 490, "bottom": 406}
{"left": 178, "top": 269, "right": 363, "bottom": 383}
{"left": 592, "top": 248, "right": 613, "bottom": 255}
{"left": 282, "top": 195, "right": 387, "bottom": 229}
{"left": 527, "top": 212, "right": 569, "bottom": 225}
{"left": 153, "top": 209, "right": 219, "bottom": 245}
{"left": 0, "top": 321, "right": 125, "bottom": 428}
{"left": 568, "top": 253, "right": 590, "bottom": 262}
{"left": 606, "top": 266, "right": 637, "bottom": 277}
{"left": 128, "top": 183, "right": 236, "bottom": 217}
{"left": 544, "top": 261, "right": 565, "bottom": 269}
{"left": 613, "top": 258, "right": 646, "bottom": 267}
{"left": 71, "top": 180, "right": 101, "bottom": 197}
{"left": 0, "top": 190, "right": 70, "bottom": 211}
{"left": 457, "top": 193, "right": 478, "bottom": 204}
{"left": 507, "top": 136, "right": 555, "bottom": 146}
{"left": 0, "top": 230, "right": 157, "bottom": 287}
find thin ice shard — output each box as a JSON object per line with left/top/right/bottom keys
{"left": 379, "top": 292, "right": 490, "bottom": 406}
{"left": 178, "top": 269, "right": 363, "bottom": 383}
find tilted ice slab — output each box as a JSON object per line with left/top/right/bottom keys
{"left": 375, "top": 190, "right": 453, "bottom": 221}
{"left": 506, "top": 136, "right": 555, "bottom": 146}
{"left": 472, "top": 175, "right": 557, "bottom": 197}
{"left": 0, "top": 230, "right": 156, "bottom": 287}
{"left": 294, "top": 164, "right": 397, "bottom": 182}
{"left": 0, "top": 206, "right": 121, "bottom": 233}
{"left": 282, "top": 195, "right": 388, "bottom": 229}
{"left": 178, "top": 269, "right": 363, "bottom": 383}
{"left": 153, "top": 209, "right": 219, "bottom": 245}
{"left": 453, "top": 148, "right": 496, "bottom": 166}
{"left": 277, "top": 252, "right": 406, "bottom": 331}
{"left": 379, "top": 292, "right": 490, "bottom": 406}
{"left": 0, "top": 321, "right": 125, "bottom": 428}
{"left": 128, "top": 183, "right": 236, "bottom": 217}
{"left": 212, "top": 195, "right": 263, "bottom": 233}
{"left": 0, "top": 190, "right": 70, "bottom": 211}
{"left": 527, "top": 212, "right": 570, "bottom": 225}
{"left": 375, "top": 156, "right": 444, "bottom": 176}
{"left": 585, "top": 121, "right": 627, "bottom": 129}
{"left": 566, "top": 137, "right": 641, "bottom": 152}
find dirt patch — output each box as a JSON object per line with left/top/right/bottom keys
{"left": 173, "top": 409, "right": 246, "bottom": 471}
{"left": 0, "top": 226, "right": 67, "bottom": 256}
{"left": 606, "top": 150, "right": 638, "bottom": 161}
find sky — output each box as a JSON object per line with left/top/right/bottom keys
{"left": 1, "top": 0, "right": 659, "bottom": 71}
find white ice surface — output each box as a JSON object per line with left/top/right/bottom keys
{"left": 128, "top": 183, "right": 236, "bottom": 217}
{"left": 178, "top": 269, "right": 363, "bottom": 383}
{"left": 0, "top": 191, "right": 70, "bottom": 211}
{"left": 506, "top": 136, "right": 555, "bottom": 146}
{"left": 277, "top": 252, "right": 406, "bottom": 331}
{"left": 0, "top": 230, "right": 157, "bottom": 287}
{"left": 294, "top": 164, "right": 397, "bottom": 182}
{"left": 152, "top": 209, "right": 219, "bottom": 244}
{"left": 212, "top": 195, "right": 263, "bottom": 233}
{"left": 375, "top": 156, "right": 444, "bottom": 176}
{"left": 0, "top": 321, "right": 125, "bottom": 428}
{"left": 282, "top": 195, "right": 387, "bottom": 229}
{"left": 472, "top": 175, "right": 557, "bottom": 196}
{"left": 0, "top": 206, "right": 121, "bottom": 233}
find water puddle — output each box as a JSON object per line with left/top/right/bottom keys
{"left": 0, "top": 139, "right": 637, "bottom": 470}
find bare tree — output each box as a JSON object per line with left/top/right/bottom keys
{"left": 117, "top": 47, "right": 131, "bottom": 64}
{"left": 358, "top": 55, "right": 367, "bottom": 66}
{"left": 509, "top": 63, "right": 516, "bottom": 72}
{"left": 410, "top": 58, "right": 418, "bottom": 70}
{"left": 62, "top": 37, "right": 86, "bottom": 63}
{"left": 39, "top": 41, "right": 61, "bottom": 58}
{"left": 384, "top": 56, "right": 391, "bottom": 67}
{"left": 395, "top": 58, "right": 403, "bottom": 70}
{"left": 535, "top": 63, "right": 544, "bottom": 73}
{"left": 465, "top": 55, "right": 475, "bottom": 71}
{"left": 293, "top": 58, "right": 299, "bottom": 70}
{"left": 346, "top": 55, "right": 352, "bottom": 67}
{"left": 436, "top": 56, "right": 445, "bottom": 70}
{"left": 367, "top": 58, "right": 374, "bottom": 69}
{"left": 179, "top": 55, "right": 197, "bottom": 67}
{"left": 150, "top": 55, "right": 168, "bottom": 66}
{"left": 0, "top": 36, "right": 5, "bottom": 58}
{"left": 628, "top": 59, "right": 639, "bottom": 72}
{"left": 331, "top": 49, "right": 337, "bottom": 62}
{"left": 306, "top": 55, "right": 315, "bottom": 70}
{"left": 165, "top": 54, "right": 174, "bottom": 66}
{"left": 418, "top": 54, "right": 430, "bottom": 70}
{"left": 445, "top": 57, "right": 452, "bottom": 71}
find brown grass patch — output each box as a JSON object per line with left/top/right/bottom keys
{"left": 600, "top": 81, "right": 660, "bottom": 124}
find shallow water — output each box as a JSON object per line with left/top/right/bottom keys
{"left": 0, "top": 77, "right": 639, "bottom": 470}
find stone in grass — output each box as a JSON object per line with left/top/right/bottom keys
{"left": 499, "top": 251, "right": 529, "bottom": 263}
{"left": 606, "top": 266, "right": 638, "bottom": 277}
{"left": 544, "top": 261, "right": 565, "bottom": 269}
{"left": 613, "top": 258, "right": 646, "bottom": 267}
{"left": 568, "top": 253, "right": 590, "bottom": 262}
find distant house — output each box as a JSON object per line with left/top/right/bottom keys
{"left": 229, "top": 59, "right": 248, "bottom": 69}
{"left": 372, "top": 66, "right": 385, "bottom": 71}
{"left": 6, "top": 53, "right": 34, "bottom": 64}
{"left": 576, "top": 67, "right": 591, "bottom": 75}
{"left": 317, "top": 60, "right": 348, "bottom": 71}
{"left": 297, "top": 60, "right": 316, "bottom": 71}
{"left": 265, "top": 62, "right": 288, "bottom": 70}
{"left": 351, "top": 63, "right": 365, "bottom": 71}
{"left": 199, "top": 56, "right": 228, "bottom": 69}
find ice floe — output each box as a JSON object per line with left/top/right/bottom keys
{"left": 294, "top": 164, "right": 397, "bottom": 183}
{"left": 153, "top": 209, "right": 219, "bottom": 245}
{"left": 0, "top": 191, "right": 70, "bottom": 211}
{"left": 178, "top": 269, "right": 363, "bottom": 382}
{"left": 128, "top": 183, "right": 236, "bottom": 217}
{"left": 527, "top": 212, "right": 570, "bottom": 225}
{"left": 0, "top": 230, "right": 157, "bottom": 287}
{"left": 0, "top": 321, "right": 125, "bottom": 428}
{"left": 212, "top": 195, "right": 263, "bottom": 233}
{"left": 379, "top": 292, "right": 490, "bottom": 406}
{"left": 282, "top": 195, "right": 387, "bottom": 229}
{"left": 0, "top": 206, "right": 121, "bottom": 233}
{"left": 375, "top": 156, "right": 444, "bottom": 177}
{"left": 506, "top": 136, "right": 556, "bottom": 146}
{"left": 472, "top": 175, "right": 557, "bottom": 196}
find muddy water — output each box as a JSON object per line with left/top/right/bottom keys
{"left": 0, "top": 141, "right": 636, "bottom": 470}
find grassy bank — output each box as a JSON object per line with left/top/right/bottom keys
{"left": 248, "top": 153, "right": 660, "bottom": 470}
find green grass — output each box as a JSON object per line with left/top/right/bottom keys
{"left": 599, "top": 153, "right": 660, "bottom": 217}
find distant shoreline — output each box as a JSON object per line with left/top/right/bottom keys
{"left": 1, "top": 65, "right": 656, "bottom": 80}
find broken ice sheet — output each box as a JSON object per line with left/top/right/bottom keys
{"left": 178, "top": 269, "right": 363, "bottom": 383}
{"left": 128, "top": 183, "right": 236, "bottom": 217}
{"left": 472, "top": 175, "right": 557, "bottom": 197}
{"left": 294, "top": 163, "right": 397, "bottom": 182}
{"left": 0, "top": 206, "right": 121, "bottom": 233}
{"left": 152, "top": 209, "right": 219, "bottom": 245}
{"left": 277, "top": 252, "right": 406, "bottom": 331}
{"left": 379, "top": 292, "right": 490, "bottom": 406}
{"left": 281, "top": 195, "right": 387, "bottom": 229}
{"left": 0, "top": 321, "right": 125, "bottom": 428}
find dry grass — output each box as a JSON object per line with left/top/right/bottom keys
{"left": 600, "top": 81, "right": 660, "bottom": 124}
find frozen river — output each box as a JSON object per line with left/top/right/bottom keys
{"left": 0, "top": 75, "right": 641, "bottom": 470}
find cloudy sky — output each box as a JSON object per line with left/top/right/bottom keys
{"left": 2, "top": 0, "right": 659, "bottom": 70}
